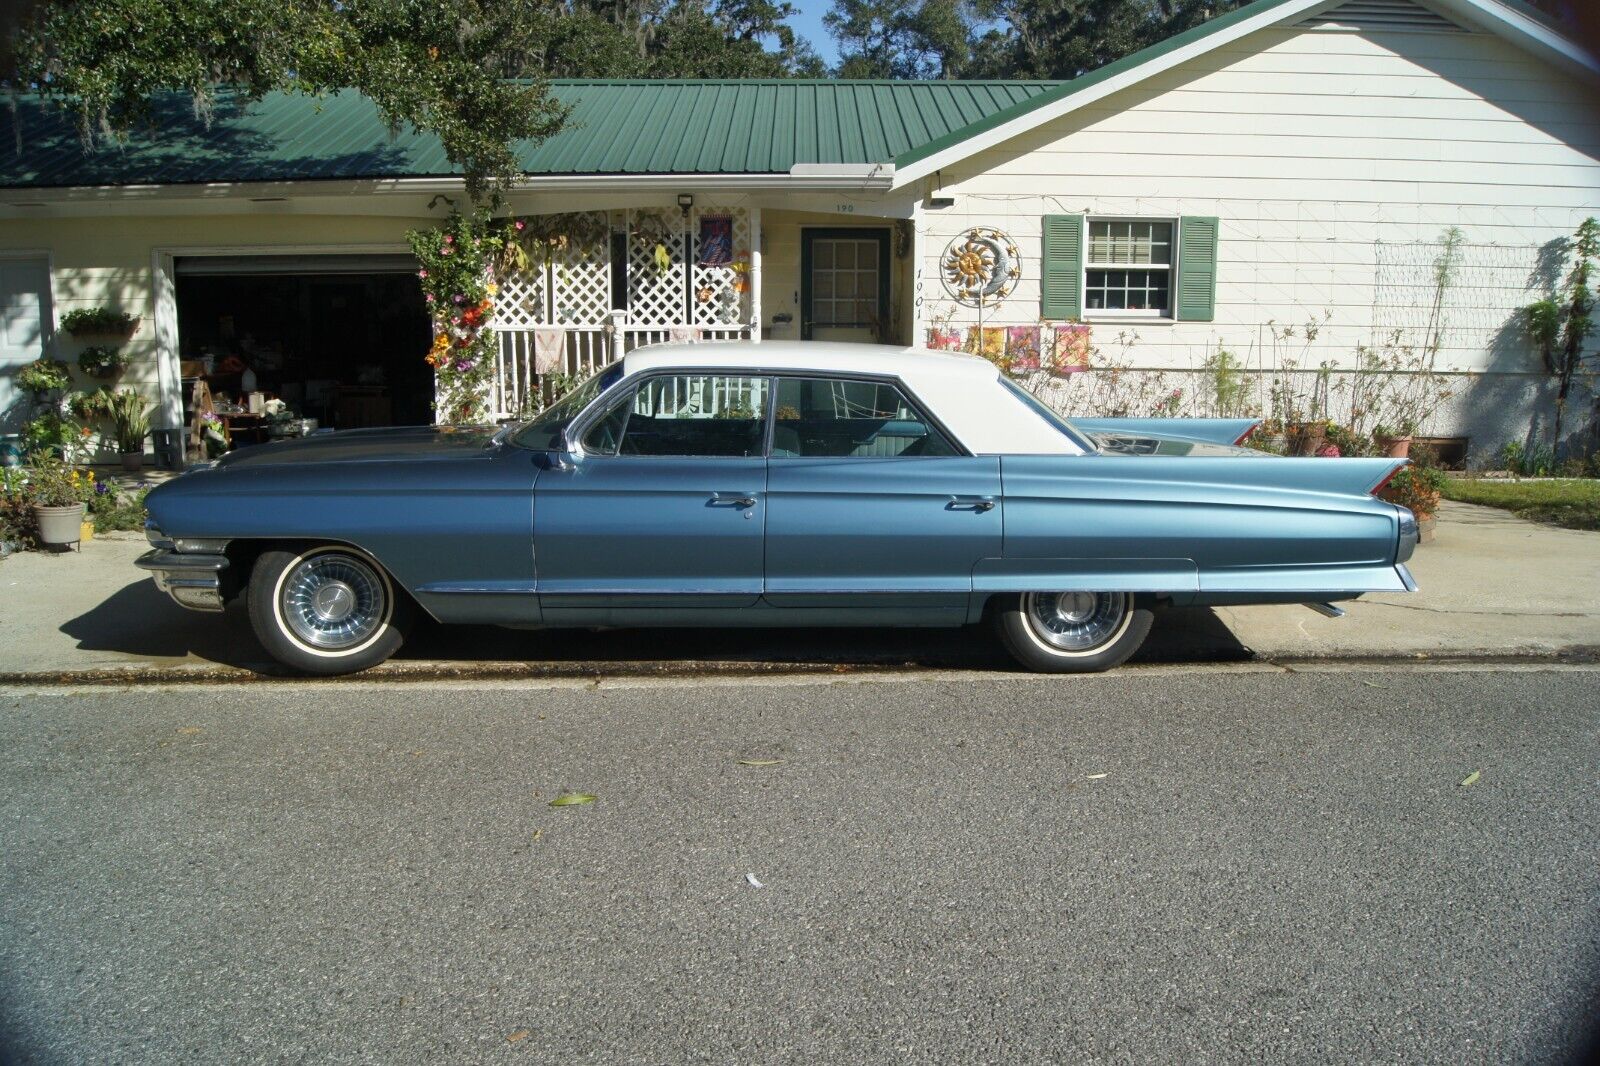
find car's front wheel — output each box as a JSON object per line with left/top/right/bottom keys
{"left": 994, "top": 591, "right": 1152, "bottom": 673}
{"left": 247, "top": 546, "right": 411, "bottom": 675}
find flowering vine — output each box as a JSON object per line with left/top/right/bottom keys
{"left": 407, "top": 209, "right": 525, "bottom": 424}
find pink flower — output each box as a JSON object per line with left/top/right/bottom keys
{"left": 443, "top": 234, "right": 454, "bottom": 244}
{"left": 450, "top": 316, "right": 462, "bottom": 326}
{"left": 424, "top": 293, "right": 434, "bottom": 303}
{"left": 453, "top": 294, "right": 466, "bottom": 304}
{"left": 441, "top": 247, "right": 454, "bottom": 257}
{"left": 418, "top": 269, "right": 428, "bottom": 278}
{"left": 1316, "top": 444, "right": 1341, "bottom": 458}
{"left": 514, "top": 220, "right": 526, "bottom": 231}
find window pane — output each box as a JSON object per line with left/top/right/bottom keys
{"left": 1086, "top": 267, "right": 1171, "bottom": 315}
{"left": 618, "top": 375, "right": 768, "bottom": 457}
{"left": 772, "top": 377, "right": 956, "bottom": 458}
{"left": 1088, "top": 220, "right": 1173, "bottom": 266}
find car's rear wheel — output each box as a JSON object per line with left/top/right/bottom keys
{"left": 247, "top": 546, "right": 411, "bottom": 675}
{"left": 994, "top": 591, "right": 1152, "bottom": 673}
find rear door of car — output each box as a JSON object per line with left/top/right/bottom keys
{"left": 763, "top": 375, "right": 1001, "bottom": 613}
{"left": 533, "top": 371, "right": 770, "bottom": 611}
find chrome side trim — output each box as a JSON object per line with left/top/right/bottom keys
{"left": 1396, "top": 564, "right": 1419, "bottom": 593}
{"left": 1304, "top": 602, "right": 1345, "bottom": 619}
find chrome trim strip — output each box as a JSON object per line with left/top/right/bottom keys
{"left": 1396, "top": 564, "right": 1419, "bottom": 593}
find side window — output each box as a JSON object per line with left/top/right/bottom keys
{"left": 605, "top": 374, "right": 768, "bottom": 457}
{"left": 580, "top": 390, "right": 633, "bottom": 455}
{"left": 772, "top": 377, "right": 957, "bottom": 458}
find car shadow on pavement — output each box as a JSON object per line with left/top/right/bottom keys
{"left": 59, "top": 580, "right": 273, "bottom": 670}
{"left": 61, "top": 584, "right": 1252, "bottom": 674}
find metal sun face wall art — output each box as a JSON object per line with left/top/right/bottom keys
{"left": 941, "top": 227, "right": 1022, "bottom": 307}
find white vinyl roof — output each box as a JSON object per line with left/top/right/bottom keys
{"left": 618, "top": 341, "right": 1085, "bottom": 455}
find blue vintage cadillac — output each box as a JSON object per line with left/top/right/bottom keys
{"left": 138, "top": 342, "right": 1419, "bottom": 675}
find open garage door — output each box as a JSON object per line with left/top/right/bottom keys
{"left": 174, "top": 253, "right": 431, "bottom": 443}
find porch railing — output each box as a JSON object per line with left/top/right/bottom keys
{"left": 491, "top": 316, "right": 754, "bottom": 421}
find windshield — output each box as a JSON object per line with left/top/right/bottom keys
{"left": 999, "top": 378, "right": 1098, "bottom": 453}
{"left": 511, "top": 365, "right": 623, "bottom": 450}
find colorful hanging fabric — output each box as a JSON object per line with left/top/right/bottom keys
{"left": 926, "top": 327, "right": 962, "bottom": 351}
{"left": 533, "top": 328, "right": 566, "bottom": 375}
{"left": 1006, "top": 326, "right": 1042, "bottom": 371}
{"left": 1051, "top": 324, "right": 1092, "bottom": 374}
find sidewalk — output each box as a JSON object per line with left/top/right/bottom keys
{"left": 1, "top": 500, "right": 1597, "bottom": 682}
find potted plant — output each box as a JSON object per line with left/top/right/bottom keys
{"left": 1286, "top": 418, "right": 1329, "bottom": 457}
{"left": 25, "top": 456, "right": 90, "bottom": 548}
{"left": 1377, "top": 465, "right": 1446, "bottom": 542}
{"left": 59, "top": 307, "right": 140, "bottom": 341}
{"left": 16, "top": 358, "right": 72, "bottom": 398}
{"left": 76, "top": 344, "right": 127, "bottom": 379}
{"left": 1373, "top": 423, "right": 1414, "bottom": 459}
{"left": 22, "top": 410, "right": 80, "bottom": 460}
{"left": 107, "top": 389, "right": 151, "bottom": 472}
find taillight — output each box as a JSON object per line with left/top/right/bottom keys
{"left": 1234, "top": 421, "right": 1260, "bottom": 446}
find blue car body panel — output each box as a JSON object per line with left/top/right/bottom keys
{"left": 534, "top": 454, "right": 766, "bottom": 612}
{"left": 764, "top": 455, "right": 1000, "bottom": 613}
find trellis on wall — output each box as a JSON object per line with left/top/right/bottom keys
{"left": 487, "top": 206, "right": 756, "bottom": 418}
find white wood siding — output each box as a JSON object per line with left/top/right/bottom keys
{"left": 920, "top": 22, "right": 1600, "bottom": 444}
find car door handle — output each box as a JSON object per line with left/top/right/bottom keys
{"left": 948, "top": 496, "right": 996, "bottom": 512}
{"left": 711, "top": 492, "right": 758, "bottom": 507}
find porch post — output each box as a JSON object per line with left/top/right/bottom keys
{"left": 749, "top": 206, "right": 762, "bottom": 342}
{"left": 910, "top": 206, "right": 926, "bottom": 348}
{"left": 148, "top": 250, "right": 186, "bottom": 466}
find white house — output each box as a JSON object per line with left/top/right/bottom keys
{"left": 2, "top": 0, "right": 1596, "bottom": 464}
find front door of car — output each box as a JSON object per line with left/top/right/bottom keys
{"left": 763, "top": 376, "right": 1002, "bottom": 613}
{"left": 533, "top": 373, "right": 770, "bottom": 613}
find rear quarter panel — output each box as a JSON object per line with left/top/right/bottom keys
{"left": 995, "top": 454, "right": 1407, "bottom": 602}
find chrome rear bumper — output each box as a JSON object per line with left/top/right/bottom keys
{"left": 136, "top": 548, "right": 230, "bottom": 612}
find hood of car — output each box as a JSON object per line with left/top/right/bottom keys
{"left": 213, "top": 425, "right": 502, "bottom": 468}
{"left": 1088, "top": 430, "right": 1267, "bottom": 458}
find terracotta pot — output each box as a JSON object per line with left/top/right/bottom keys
{"left": 120, "top": 451, "right": 144, "bottom": 473}
{"left": 34, "top": 503, "right": 85, "bottom": 546}
{"left": 1289, "top": 426, "right": 1326, "bottom": 457}
{"left": 1376, "top": 435, "right": 1413, "bottom": 459}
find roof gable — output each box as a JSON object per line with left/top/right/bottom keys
{"left": 889, "top": 0, "right": 1599, "bottom": 187}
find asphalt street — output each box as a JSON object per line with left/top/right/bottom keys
{"left": 1, "top": 666, "right": 1597, "bottom": 1064}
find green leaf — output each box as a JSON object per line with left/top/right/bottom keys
{"left": 737, "top": 759, "right": 784, "bottom": 767}
{"left": 1460, "top": 770, "right": 1481, "bottom": 788}
{"left": 549, "top": 793, "right": 597, "bottom": 807}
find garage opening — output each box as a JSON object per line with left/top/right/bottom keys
{"left": 175, "top": 254, "right": 432, "bottom": 445}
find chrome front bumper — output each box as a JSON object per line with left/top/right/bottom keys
{"left": 136, "top": 548, "right": 230, "bottom": 612}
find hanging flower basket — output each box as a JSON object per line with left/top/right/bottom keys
{"left": 60, "top": 308, "right": 140, "bottom": 341}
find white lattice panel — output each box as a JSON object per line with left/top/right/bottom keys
{"left": 490, "top": 268, "right": 546, "bottom": 329}
{"left": 550, "top": 213, "right": 612, "bottom": 326}
{"left": 691, "top": 207, "right": 751, "bottom": 328}
{"left": 627, "top": 209, "right": 688, "bottom": 327}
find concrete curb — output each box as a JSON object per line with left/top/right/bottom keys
{"left": 5, "top": 644, "right": 1598, "bottom": 687}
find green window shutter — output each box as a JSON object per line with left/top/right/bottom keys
{"left": 1041, "top": 214, "right": 1084, "bottom": 320}
{"left": 1176, "top": 216, "right": 1219, "bottom": 322}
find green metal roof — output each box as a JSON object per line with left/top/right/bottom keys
{"left": 0, "top": 79, "right": 1061, "bottom": 189}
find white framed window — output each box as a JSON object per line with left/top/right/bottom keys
{"left": 1084, "top": 218, "right": 1175, "bottom": 318}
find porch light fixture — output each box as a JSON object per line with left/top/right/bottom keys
{"left": 677, "top": 193, "right": 694, "bottom": 217}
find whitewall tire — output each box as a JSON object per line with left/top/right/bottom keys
{"left": 247, "top": 547, "right": 412, "bottom": 675}
{"left": 994, "top": 591, "right": 1153, "bottom": 673}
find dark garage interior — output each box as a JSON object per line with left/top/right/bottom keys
{"left": 175, "top": 255, "right": 434, "bottom": 435}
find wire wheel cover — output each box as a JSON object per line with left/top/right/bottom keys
{"left": 1023, "top": 591, "right": 1130, "bottom": 653}
{"left": 280, "top": 554, "right": 387, "bottom": 651}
